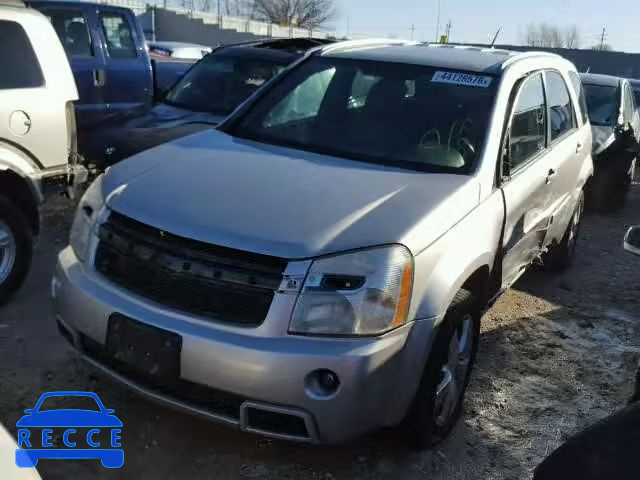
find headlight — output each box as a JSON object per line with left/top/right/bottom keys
{"left": 69, "top": 174, "right": 105, "bottom": 262}
{"left": 289, "top": 245, "right": 413, "bottom": 336}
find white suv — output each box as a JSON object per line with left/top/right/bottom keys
{"left": 54, "top": 41, "right": 593, "bottom": 447}
{"left": 0, "top": 0, "right": 79, "bottom": 303}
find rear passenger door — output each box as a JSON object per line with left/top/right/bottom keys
{"left": 33, "top": 4, "right": 106, "bottom": 130}
{"left": 96, "top": 7, "right": 153, "bottom": 114}
{"left": 500, "top": 73, "right": 557, "bottom": 286}
{"left": 543, "top": 70, "right": 585, "bottom": 243}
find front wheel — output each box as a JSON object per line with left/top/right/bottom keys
{"left": 402, "top": 289, "right": 480, "bottom": 449}
{"left": 0, "top": 196, "right": 33, "bottom": 305}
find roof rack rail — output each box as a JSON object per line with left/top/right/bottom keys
{"left": 320, "top": 38, "right": 418, "bottom": 55}
{"left": 501, "top": 51, "right": 563, "bottom": 69}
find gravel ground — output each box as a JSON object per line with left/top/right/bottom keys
{"left": 0, "top": 184, "right": 638, "bottom": 480}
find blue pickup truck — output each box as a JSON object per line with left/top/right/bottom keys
{"left": 26, "top": 1, "right": 191, "bottom": 145}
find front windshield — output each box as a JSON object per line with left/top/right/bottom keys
{"left": 583, "top": 83, "right": 619, "bottom": 126}
{"left": 165, "top": 53, "right": 287, "bottom": 116}
{"left": 229, "top": 57, "right": 498, "bottom": 173}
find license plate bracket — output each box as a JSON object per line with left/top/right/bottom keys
{"left": 106, "top": 314, "right": 182, "bottom": 385}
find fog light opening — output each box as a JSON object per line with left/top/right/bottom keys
{"left": 305, "top": 369, "right": 341, "bottom": 400}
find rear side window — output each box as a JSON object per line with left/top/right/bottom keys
{"left": 99, "top": 12, "right": 137, "bottom": 59}
{"left": 0, "top": 20, "right": 43, "bottom": 89}
{"left": 569, "top": 72, "right": 588, "bottom": 125}
{"left": 508, "top": 73, "right": 546, "bottom": 170}
{"left": 545, "top": 71, "right": 575, "bottom": 141}
{"left": 40, "top": 8, "right": 93, "bottom": 58}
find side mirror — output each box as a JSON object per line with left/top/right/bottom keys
{"left": 105, "top": 409, "right": 115, "bottom": 414}
{"left": 23, "top": 409, "right": 33, "bottom": 415}
{"left": 624, "top": 226, "right": 640, "bottom": 256}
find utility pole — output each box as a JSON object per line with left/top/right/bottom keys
{"left": 435, "top": 0, "right": 441, "bottom": 42}
{"left": 444, "top": 20, "right": 452, "bottom": 43}
{"left": 410, "top": 23, "right": 415, "bottom": 40}
{"left": 599, "top": 27, "right": 606, "bottom": 50}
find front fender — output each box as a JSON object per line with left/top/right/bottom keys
{"left": 409, "top": 191, "right": 503, "bottom": 322}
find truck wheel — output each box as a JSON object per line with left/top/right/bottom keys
{"left": 402, "top": 289, "right": 480, "bottom": 449}
{"left": 0, "top": 196, "right": 33, "bottom": 304}
{"left": 543, "top": 192, "right": 584, "bottom": 271}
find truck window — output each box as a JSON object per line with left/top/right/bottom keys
{"left": 508, "top": 73, "right": 546, "bottom": 170}
{"left": 40, "top": 8, "right": 93, "bottom": 58}
{"left": 568, "top": 71, "right": 588, "bottom": 125}
{"left": 0, "top": 20, "right": 43, "bottom": 89}
{"left": 545, "top": 71, "right": 575, "bottom": 142}
{"left": 99, "top": 12, "right": 137, "bottom": 59}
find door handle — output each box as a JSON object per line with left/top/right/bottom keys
{"left": 576, "top": 142, "right": 583, "bottom": 153}
{"left": 93, "top": 69, "right": 106, "bottom": 87}
{"left": 546, "top": 168, "right": 557, "bottom": 184}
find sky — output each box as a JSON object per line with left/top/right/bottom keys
{"left": 330, "top": 0, "right": 640, "bottom": 52}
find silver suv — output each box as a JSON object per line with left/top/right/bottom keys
{"left": 0, "top": 0, "right": 79, "bottom": 303}
{"left": 53, "top": 41, "right": 593, "bottom": 447}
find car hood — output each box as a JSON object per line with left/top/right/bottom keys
{"left": 121, "top": 102, "right": 224, "bottom": 129}
{"left": 16, "top": 411, "right": 122, "bottom": 428}
{"left": 103, "top": 130, "right": 480, "bottom": 258}
{"left": 101, "top": 103, "right": 223, "bottom": 164}
{"left": 591, "top": 125, "right": 616, "bottom": 156}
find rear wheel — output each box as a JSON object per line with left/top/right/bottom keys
{"left": 543, "top": 192, "right": 584, "bottom": 271}
{"left": 402, "top": 289, "right": 480, "bottom": 449}
{"left": 0, "top": 196, "right": 33, "bottom": 304}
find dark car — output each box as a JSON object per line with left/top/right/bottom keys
{"left": 87, "top": 37, "right": 333, "bottom": 169}
{"left": 580, "top": 73, "right": 639, "bottom": 212}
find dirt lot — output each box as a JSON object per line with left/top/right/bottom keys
{"left": 1, "top": 185, "right": 639, "bottom": 480}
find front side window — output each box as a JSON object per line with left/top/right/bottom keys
{"left": 508, "top": 73, "right": 547, "bottom": 170}
{"left": 41, "top": 8, "right": 93, "bottom": 58}
{"left": 0, "top": 20, "right": 43, "bottom": 89}
{"left": 230, "top": 58, "right": 498, "bottom": 173}
{"left": 583, "top": 83, "right": 619, "bottom": 126}
{"left": 99, "top": 12, "right": 137, "bottom": 59}
{"left": 165, "top": 54, "right": 287, "bottom": 116}
{"left": 545, "top": 71, "right": 575, "bottom": 141}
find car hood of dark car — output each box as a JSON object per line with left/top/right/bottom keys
{"left": 591, "top": 125, "right": 616, "bottom": 156}
{"left": 102, "top": 130, "right": 481, "bottom": 258}
{"left": 16, "top": 411, "right": 123, "bottom": 428}
{"left": 101, "top": 103, "right": 224, "bottom": 164}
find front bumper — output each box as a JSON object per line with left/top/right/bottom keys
{"left": 52, "top": 246, "right": 437, "bottom": 443}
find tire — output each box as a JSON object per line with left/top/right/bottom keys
{"left": 402, "top": 289, "right": 480, "bottom": 449}
{"left": 0, "top": 195, "right": 33, "bottom": 305}
{"left": 591, "top": 161, "right": 633, "bottom": 213}
{"left": 543, "top": 192, "right": 584, "bottom": 272}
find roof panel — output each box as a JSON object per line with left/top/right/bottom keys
{"left": 322, "top": 44, "right": 520, "bottom": 74}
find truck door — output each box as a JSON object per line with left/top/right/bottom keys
{"left": 33, "top": 4, "right": 106, "bottom": 131}
{"left": 499, "top": 72, "right": 556, "bottom": 287}
{"left": 96, "top": 7, "right": 153, "bottom": 115}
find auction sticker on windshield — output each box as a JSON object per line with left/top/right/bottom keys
{"left": 432, "top": 71, "right": 493, "bottom": 88}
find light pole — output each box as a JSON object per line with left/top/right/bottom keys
{"left": 435, "top": 0, "right": 441, "bottom": 42}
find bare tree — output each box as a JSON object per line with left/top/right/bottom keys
{"left": 592, "top": 43, "right": 613, "bottom": 51}
{"left": 251, "top": 0, "right": 335, "bottom": 28}
{"left": 521, "top": 23, "right": 581, "bottom": 48}
{"left": 564, "top": 25, "right": 581, "bottom": 49}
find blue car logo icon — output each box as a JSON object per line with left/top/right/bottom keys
{"left": 15, "top": 391, "right": 123, "bottom": 468}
